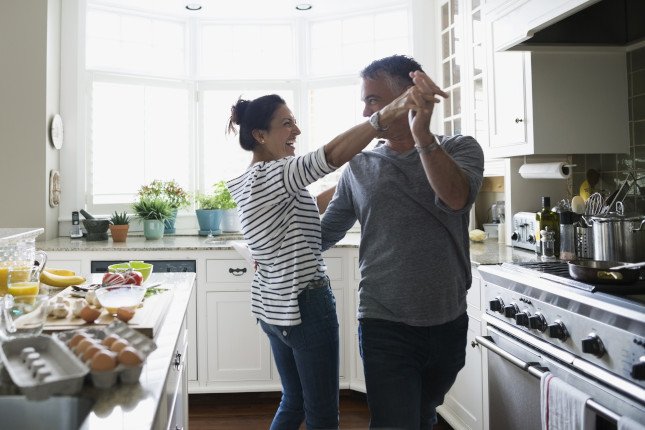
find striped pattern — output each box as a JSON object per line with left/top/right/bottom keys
{"left": 227, "top": 146, "right": 336, "bottom": 326}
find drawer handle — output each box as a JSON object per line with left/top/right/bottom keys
{"left": 229, "top": 267, "right": 247, "bottom": 276}
{"left": 174, "top": 351, "right": 182, "bottom": 370}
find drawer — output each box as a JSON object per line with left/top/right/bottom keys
{"left": 206, "top": 259, "right": 254, "bottom": 284}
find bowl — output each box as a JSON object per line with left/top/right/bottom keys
{"left": 82, "top": 219, "right": 110, "bottom": 241}
{"left": 108, "top": 261, "right": 153, "bottom": 282}
{"left": 94, "top": 285, "right": 146, "bottom": 315}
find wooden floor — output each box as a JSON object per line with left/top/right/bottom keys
{"left": 189, "top": 390, "right": 454, "bottom": 430}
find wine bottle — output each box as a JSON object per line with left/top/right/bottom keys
{"left": 535, "top": 196, "right": 560, "bottom": 256}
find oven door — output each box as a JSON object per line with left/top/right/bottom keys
{"left": 477, "top": 324, "right": 644, "bottom": 430}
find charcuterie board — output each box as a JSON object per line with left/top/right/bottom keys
{"left": 42, "top": 286, "right": 173, "bottom": 339}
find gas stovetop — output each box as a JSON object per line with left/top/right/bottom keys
{"left": 502, "top": 261, "right": 645, "bottom": 298}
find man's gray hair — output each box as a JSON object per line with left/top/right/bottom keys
{"left": 360, "top": 55, "right": 425, "bottom": 93}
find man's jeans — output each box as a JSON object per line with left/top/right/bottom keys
{"left": 259, "top": 281, "right": 340, "bottom": 430}
{"left": 359, "top": 313, "right": 469, "bottom": 430}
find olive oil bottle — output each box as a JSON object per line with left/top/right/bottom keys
{"left": 535, "top": 196, "right": 560, "bottom": 256}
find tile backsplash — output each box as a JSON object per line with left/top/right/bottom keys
{"left": 570, "top": 46, "right": 645, "bottom": 215}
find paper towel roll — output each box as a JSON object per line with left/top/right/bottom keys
{"left": 518, "top": 162, "right": 571, "bottom": 179}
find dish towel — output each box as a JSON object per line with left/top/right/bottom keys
{"left": 619, "top": 416, "right": 645, "bottom": 430}
{"left": 541, "top": 372, "right": 595, "bottom": 430}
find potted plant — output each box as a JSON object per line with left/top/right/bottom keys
{"left": 109, "top": 211, "right": 130, "bottom": 242}
{"left": 137, "top": 180, "right": 190, "bottom": 234}
{"left": 212, "top": 181, "right": 240, "bottom": 232}
{"left": 195, "top": 192, "right": 223, "bottom": 235}
{"left": 132, "top": 197, "right": 172, "bottom": 240}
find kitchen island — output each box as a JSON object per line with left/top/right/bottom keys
{"left": 0, "top": 272, "right": 195, "bottom": 430}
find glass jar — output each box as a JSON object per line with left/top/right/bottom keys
{"left": 540, "top": 227, "right": 556, "bottom": 261}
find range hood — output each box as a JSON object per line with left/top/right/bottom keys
{"left": 512, "top": 0, "right": 645, "bottom": 49}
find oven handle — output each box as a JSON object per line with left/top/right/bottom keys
{"left": 475, "top": 335, "right": 622, "bottom": 424}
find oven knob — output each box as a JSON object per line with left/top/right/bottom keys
{"left": 515, "top": 311, "right": 530, "bottom": 327}
{"left": 489, "top": 297, "right": 504, "bottom": 313}
{"left": 547, "top": 321, "right": 568, "bottom": 341}
{"left": 528, "top": 313, "right": 547, "bottom": 332}
{"left": 581, "top": 333, "right": 605, "bottom": 357}
{"left": 503, "top": 304, "right": 519, "bottom": 318}
{"left": 631, "top": 357, "right": 645, "bottom": 380}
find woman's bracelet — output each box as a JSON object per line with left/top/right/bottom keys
{"left": 415, "top": 135, "right": 440, "bottom": 154}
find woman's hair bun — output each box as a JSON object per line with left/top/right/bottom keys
{"left": 230, "top": 98, "right": 250, "bottom": 125}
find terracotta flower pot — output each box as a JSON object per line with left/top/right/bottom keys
{"left": 109, "top": 224, "right": 129, "bottom": 242}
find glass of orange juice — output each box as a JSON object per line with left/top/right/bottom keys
{"left": 7, "top": 266, "right": 41, "bottom": 297}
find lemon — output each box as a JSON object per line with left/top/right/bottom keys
{"left": 8, "top": 281, "right": 40, "bottom": 296}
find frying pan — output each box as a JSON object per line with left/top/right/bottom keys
{"left": 567, "top": 260, "right": 643, "bottom": 284}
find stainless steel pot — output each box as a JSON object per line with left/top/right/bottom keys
{"left": 590, "top": 214, "right": 645, "bottom": 262}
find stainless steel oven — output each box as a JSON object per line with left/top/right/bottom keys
{"left": 477, "top": 262, "right": 645, "bottom": 429}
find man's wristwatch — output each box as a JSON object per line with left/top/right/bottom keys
{"left": 369, "top": 111, "right": 389, "bottom": 132}
{"left": 415, "top": 135, "right": 440, "bottom": 154}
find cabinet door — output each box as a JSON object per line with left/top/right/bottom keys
{"left": 438, "top": 316, "right": 484, "bottom": 430}
{"left": 487, "top": 50, "right": 528, "bottom": 153}
{"left": 205, "top": 291, "right": 271, "bottom": 382}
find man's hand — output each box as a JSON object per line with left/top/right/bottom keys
{"left": 407, "top": 71, "right": 448, "bottom": 139}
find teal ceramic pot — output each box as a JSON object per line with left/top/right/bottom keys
{"left": 196, "top": 209, "right": 223, "bottom": 233}
{"left": 143, "top": 219, "right": 165, "bottom": 240}
{"left": 164, "top": 208, "right": 178, "bottom": 234}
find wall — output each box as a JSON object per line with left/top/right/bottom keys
{"left": 0, "top": 0, "right": 61, "bottom": 240}
{"left": 570, "top": 46, "right": 645, "bottom": 214}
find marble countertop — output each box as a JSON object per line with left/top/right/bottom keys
{"left": 39, "top": 234, "right": 535, "bottom": 265}
{"left": 0, "top": 272, "right": 195, "bottom": 430}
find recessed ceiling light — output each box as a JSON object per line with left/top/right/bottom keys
{"left": 185, "top": 3, "right": 202, "bottom": 11}
{"left": 295, "top": 3, "right": 313, "bottom": 11}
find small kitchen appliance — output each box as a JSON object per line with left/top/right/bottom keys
{"left": 510, "top": 212, "right": 538, "bottom": 251}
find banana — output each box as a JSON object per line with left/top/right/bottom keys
{"left": 43, "top": 267, "right": 76, "bottom": 276}
{"left": 40, "top": 270, "right": 86, "bottom": 288}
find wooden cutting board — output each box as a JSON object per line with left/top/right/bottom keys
{"left": 42, "top": 286, "right": 173, "bottom": 338}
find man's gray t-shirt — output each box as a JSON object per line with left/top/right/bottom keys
{"left": 321, "top": 135, "right": 484, "bottom": 326}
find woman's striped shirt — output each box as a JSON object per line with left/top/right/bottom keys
{"left": 227, "top": 146, "right": 336, "bottom": 326}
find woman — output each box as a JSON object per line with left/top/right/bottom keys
{"left": 226, "top": 76, "right": 433, "bottom": 430}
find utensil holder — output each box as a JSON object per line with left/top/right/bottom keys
{"left": 576, "top": 225, "right": 594, "bottom": 259}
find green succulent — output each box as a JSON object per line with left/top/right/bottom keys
{"left": 132, "top": 197, "right": 173, "bottom": 221}
{"left": 109, "top": 211, "right": 131, "bottom": 225}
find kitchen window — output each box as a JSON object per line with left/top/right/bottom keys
{"left": 81, "top": 3, "right": 411, "bottom": 216}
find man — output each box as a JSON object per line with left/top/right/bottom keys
{"left": 321, "top": 55, "right": 484, "bottom": 429}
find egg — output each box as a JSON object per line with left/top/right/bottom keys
{"left": 117, "top": 346, "right": 143, "bottom": 366}
{"left": 79, "top": 306, "right": 102, "bottom": 323}
{"left": 90, "top": 350, "right": 117, "bottom": 372}
{"left": 76, "top": 338, "right": 98, "bottom": 356}
{"left": 110, "top": 338, "right": 130, "bottom": 354}
{"left": 82, "top": 344, "right": 106, "bottom": 362}
{"left": 68, "top": 333, "right": 88, "bottom": 349}
{"left": 116, "top": 307, "right": 136, "bottom": 323}
{"left": 101, "top": 334, "right": 122, "bottom": 348}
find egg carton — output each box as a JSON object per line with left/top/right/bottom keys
{"left": 0, "top": 335, "right": 88, "bottom": 400}
{"left": 54, "top": 320, "right": 157, "bottom": 389}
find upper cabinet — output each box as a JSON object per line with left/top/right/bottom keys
{"left": 481, "top": 0, "right": 630, "bottom": 158}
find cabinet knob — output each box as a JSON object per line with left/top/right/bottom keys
{"left": 514, "top": 118, "right": 524, "bottom": 123}
{"left": 471, "top": 340, "right": 478, "bottom": 348}
{"left": 229, "top": 267, "right": 247, "bottom": 276}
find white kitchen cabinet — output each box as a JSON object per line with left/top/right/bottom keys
{"left": 438, "top": 266, "right": 486, "bottom": 430}
{"left": 483, "top": 4, "right": 629, "bottom": 157}
{"left": 205, "top": 290, "right": 273, "bottom": 387}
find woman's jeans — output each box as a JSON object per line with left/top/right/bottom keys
{"left": 358, "top": 312, "right": 469, "bottom": 430}
{"left": 259, "top": 280, "right": 340, "bottom": 430}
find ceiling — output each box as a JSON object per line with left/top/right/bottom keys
{"left": 89, "top": 0, "right": 409, "bottom": 19}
